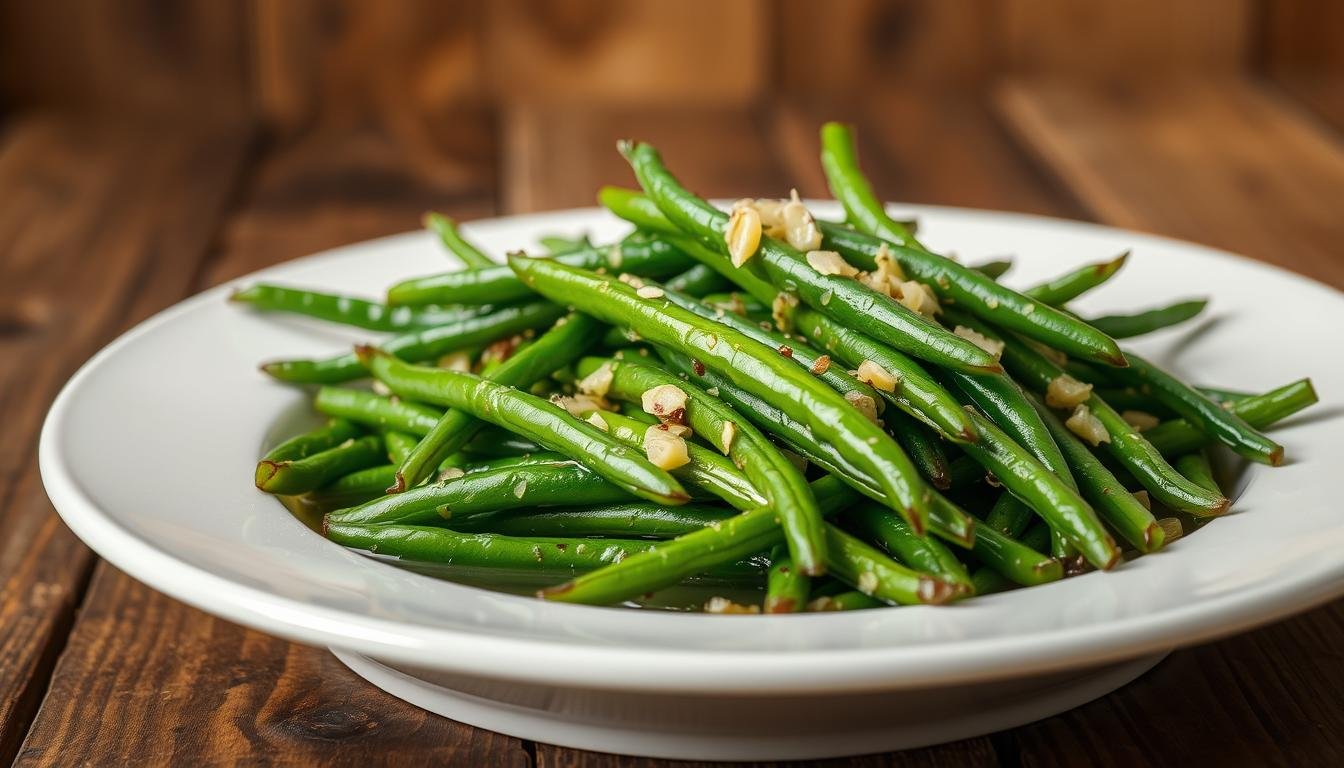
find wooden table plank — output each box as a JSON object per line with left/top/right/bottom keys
{"left": 995, "top": 77, "right": 1344, "bottom": 767}
{"left": 15, "top": 117, "right": 530, "bottom": 767}
{"left": 0, "top": 116, "right": 251, "bottom": 766}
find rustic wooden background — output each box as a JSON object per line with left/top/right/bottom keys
{"left": 2, "top": 0, "right": 1342, "bottom": 765}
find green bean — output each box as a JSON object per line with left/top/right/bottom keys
{"left": 656, "top": 283, "right": 886, "bottom": 415}
{"left": 460, "top": 428, "right": 545, "bottom": 456}
{"left": 817, "top": 123, "right": 1125, "bottom": 366}
{"left": 664, "top": 358, "right": 974, "bottom": 548}
{"left": 971, "top": 259, "right": 1014, "bottom": 279}
{"left": 586, "top": 410, "right": 766, "bottom": 510}
{"left": 453, "top": 502, "right": 736, "bottom": 538}
{"left": 794, "top": 307, "right": 977, "bottom": 440}
{"left": 256, "top": 434, "right": 385, "bottom": 495}
{"left": 841, "top": 502, "right": 973, "bottom": 591}
{"left": 303, "top": 464, "right": 397, "bottom": 510}
{"left": 260, "top": 418, "right": 363, "bottom": 464}
{"left": 969, "top": 518, "right": 1063, "bottom": 586}
{"left": 395, "top": 313, "right": 602, "bottom": 490}
{"left": 538, "top": 234, "right": 592, "bottom": 255}
{"left": 764, "top": 545, "right": 809, "bottom": 613}
{"left": 1175, "top": 451, "right": 1221, "bottom": 494}
{"left": 825, "top": 525, "right": 963, "bottom": 605}
{"left": 328, "top": 522, "right": 763, "bottom": 584}
{"left": 360, "top": 349, "right": 689, "bottom": 505}
{"left": 573, "top": 355, "right": 825, "bottom": 573}
{"left": 599, "top": 185, "right": 682, "bottom": 233}
{"left": 388, "top": 233, "right": 691, "bottom": 307}
{"left": 957, "top": 410, "right": 1120, "bottom": 570}
{"left": 327, "top": 461, "right": 633, "bottom": 527}
{"left": 1108, "top": 350, "right": 1283, "bottom": 465}
{"left": 942, "top": 363, "right": 1073, "bottom": 486}
{"left": 619, "top": 144, "right": 1002, "bottom": 375}
{"left": 541, "top": 477, "right": 858, "bottom": 604}
{"left": 1195, "top": 386, "right": 1255, "bottom": 404}
{"left": 261, "top": 301, "right": 566, "bottom": 384}
{"left": 384, "top": 431, "right": 418, "bottom": 465}
{"left": 314, "top": 387, "right": 442, "bottom": 435}
{"left": 971, "top": 567, "right": 1017, "bottom": 596}
{"left": 662, "top": 263, "right": 733, "bottom": 296}
{"left": 808, "top": 590, "right": 885, "bottom": 611}
{"left": 1025, "top": 393, "right": 1165, "bottom": 552}
{"left": 1090, "top": 387, "right": 1176, "bottom": 417}
{"left": 962, "top": 315, "right": 1229, "bottom": 517}
{"left": 699, "top": 292, "right": 770, "bottom": 320}
{"left": 425, "top": 212, "right": 494, "bottom": 268}
{"left": 984, "top": 492, "right": 1035, "bottom": 538}
{"left": 1143, "top": 379, "right": 1316, "bottom": 456}
{"left": 452, "top": 451, "right": 568, "bottom": 474}
{"left": 513, "top": 259, "right": 919, "bottom": 559}
{"left": 1023, "top": 253, "right": 1129, "bottom": 305}
{"left": 888, "top": 410, "right": 951, "bottom": 489}
{"left": 231, "top": 284, "right": 484, "bottom": 332}
{"left": 1088, "top": 299, "right": 1207, "bottom": 339}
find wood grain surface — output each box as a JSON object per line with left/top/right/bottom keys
{"left": 1, "top": 3, "right": 1342, "bottom": 765}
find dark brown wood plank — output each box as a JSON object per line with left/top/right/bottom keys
{"left": 14, "top": 566, "right": 528, "bottom": 767}
{"left": 15, "top": 115, "right": 526, "bottom": 766}
{"left": 995, "top": 77, "right": 1344, "bottom": 767}
{"left": 1265, "top": 0, "right": 1344, "bottom": 132}
{"left": 997, "top": 77, "right": 1344, "bottom": 287}
{"left": 0, "top": 116, "right": 251, "bottom": 765}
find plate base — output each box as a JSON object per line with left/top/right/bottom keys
{"left": 333, "top": 648, "right": 1167, "bottom": 761}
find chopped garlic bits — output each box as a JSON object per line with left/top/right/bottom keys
{"left": 1046, "top": 374, "right": 1093, "bottom": 408}
{"left": 636, "top": 285, "right": 665, "bottom": 299}
{"left": 1121, "top": 410, "right": 1161, "bottom": 431}
{"left": 845, "top": 390, "right": 881, "bottom": 423}
{"left": 805, "top": 249, "right": 859, "bottom": 277}
{"left": 704, "top": 596, "right": 760, "bottom": 614}
{"left": 726, "top": 201, "right": 762, "bottom": 268}
{"left": 576, "top": 362, "right": 615, "bottom": 398}
{"left": 641, "top": 383, "right": 689, "bottom": 423}
{"left": 644, "top": 424, "right": 690, "bottom": 470}
{"left": 856, "top": 359, "right": 899, "bottom": 392}
{"left": 782, "top": 190, "right": 823, "bottom": 251}
{"left": 771, "top": 292, "right": 799, "bottom": 333}
{"left": 551, "top": 393, "right": 612, "bottom": 417}
{"left": 896, "top": 280, "right": 941, "bottom": 317}
{"left": 1065, "top": 404, "right": 1110, "bottom": 446}
{"left": 952, "top": 326, "right": 1005, "bottom": 359}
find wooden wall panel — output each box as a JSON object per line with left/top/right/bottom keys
{"left": 1002, "top": 0, "right": 1254, "bottom": 80}
{"left": 1265, "top": 0, "right": 1344, "bottom": 130}
{"left": 252, "top": 0, "right": 488, "bottom": 137}
{"left": 776, "top": 0, "right": 998, "bottom": 91}
{"left": 0, "top": 0, "right": 250, "bottom": 121}
{"left": 484, "top": 0, "right": 767, "bottom": 105}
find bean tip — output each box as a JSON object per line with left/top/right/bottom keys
{"left": 388, "top": 472, "right": 409, "bottom": 494}
{"left": 536, "top": 581, "right": 576, "bottom": 600}
{"left": 1105, "top": 250, "right": 1131, "bottom": 271}
{"left": 764, "top": 598, "right": 797, "bottom": 614}
{"left": 1142, "top": 522, "right": 1165, "bottom": 553}
{"left": 254, "top": 460, "right": 283, "bottom": 490}
{"left": 1268, "top": 445, "right": 1286, "bottom": 467}
{"left": 918, "top": 577, "right": 961, "bottom": 605}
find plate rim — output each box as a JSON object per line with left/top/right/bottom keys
{"left": 39, "top": 204, "right": 1344, "bottom": 694}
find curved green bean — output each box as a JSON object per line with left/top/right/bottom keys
{"left": 314, "top": 387, "right": 442, "bottom": 435}
{"left": 260, "top": 418, "right": 363, "bottom": 464}
{"left": 573, "top": 355, "right": 825, "bottom": 574}
{"left": 453, "top": 502, "right": 736, "bottom": 538}
{"left": 256, "top": 434, "right": 385, "bottom": 495}
{"left": 262, "top": 301, "right": 566, "bottom": 384}
{"left": 1143, "top": 379, "right": 1316, "bottom": 456}
{"left": 1023, "top": 253, "right": 1128, "bottom": 306}
{"left": 425, "top": 212, "right": 495, "bottom": 268}
{"left": 231, "top": 283, "right": 484, "bottom": 332}
{"left": 817, "top": 122, "right": 1125, "bottom": 366}
{"left": 360, "top": 349, "right": 689, "bottom": 505}
{"left": 1088, "top": 299, "right": 1208, "bottom": 339}
{"left": 396, "top": 312, "right": 602, "bottom": 490}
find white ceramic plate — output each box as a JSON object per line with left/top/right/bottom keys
{"left": 41, "top": 205, "right": 1344, "bottom": 760}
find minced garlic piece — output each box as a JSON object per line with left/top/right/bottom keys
{"left": 782, "top": 190, "right": 822, "bottom": 251}
{"left": 551, "top": 393, "right": 611, "bottom": 417}
{"left": 586, "top": 412, "right": 609, "bottom": 431}
{"left": 644, "top": 425, "right": 690, "bottom": 470}
{"left": 810, "top": 355, "right": 831, "bottom": 375}
{"left": 371, "top": 380, "right": 393, "bottom": 397}
{"left": 436, "top": 467, "right": 465, "bottom": 482}
{"left": 721, "top": 420, "right": 737, "bottom": 452}
{"left": 1046, "top": 374, "right": 1093, "bottom": 409}
{"left": 856, "top": 360, "right": 899, "bottom": 392}
{"left": 576, "top": 362, "right": 614, "bottom": 398}
{"left": 896, "top": 280, "right": 941, "bottom": 316}
{"left": 655, "top": 422, "right": 693, "bottom": 438}
{"left": 636, "top": 285, "right": 665, "bottom": 299}
{"left": 857, "top": 571, "right": 879, "bottom": 595}
{"left": 726, "top": 202, "right": 762, "bottom": 268}
{"left": 805, "top": 249, "right": 859, "bottom": 277}
{"left": 1065, "top": 404, "right": 1110, "bottom": 446}
{"left": 754, "top": 198, "right": 787, "bottom": 239}
{"left": 438, "top": 349, "right": 473, "bottom": 372}
{"left": 845, "top": 390, "right": 881, "bottom": 423}
{"left": 704, "top": 596, "right": 760, "bottom": 614}
{"left": 1121, "top": 410, "right": 1161, "bottom": 431}
{"left": 641, "top": 383, "right": 688, "bottom": 422}
{"left": 953, "top": 326, "right": 1005, "bottom": 359}
{"left": 1133, "top": 489, "right": 1152, "bottom": 510}
{"left": 1158, "top": 517, "right": 1183, "bottom": 543}
{"left": 862, "top": 243, "right": 905, "bottom": 296}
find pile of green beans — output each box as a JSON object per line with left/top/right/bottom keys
{"left": 241, "top": 123, "right": 1316, "bottom": 613}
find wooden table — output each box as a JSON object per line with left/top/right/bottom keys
{"left": 3, "top": 81, "right": 1343, "bottom": 766}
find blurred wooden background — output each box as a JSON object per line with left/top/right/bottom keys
{"left": 2, "top": 1, "right": 1343, "bottom": 766}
